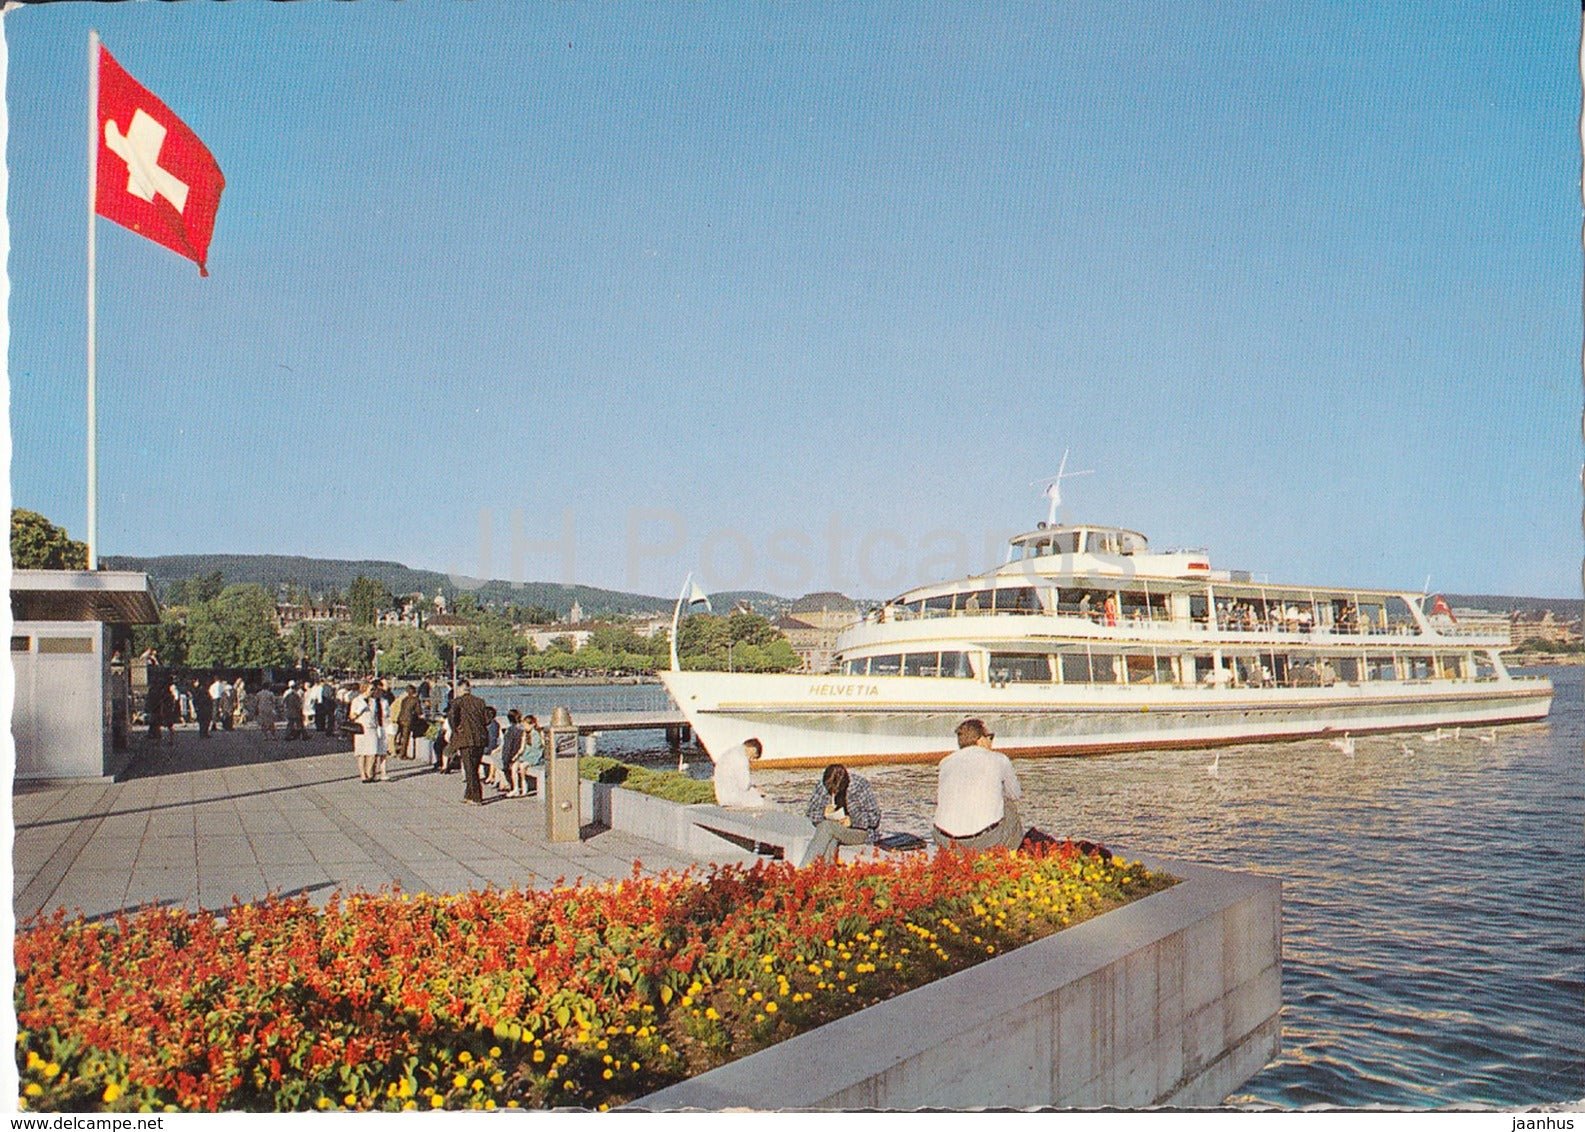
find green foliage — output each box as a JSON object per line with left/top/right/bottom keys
{"left": 10, "top": 509, "right": 88, "bottom": 570}
{"left": 130, "top": 613, "right": 189, "bottom": 668}
{"left": 578, "top": 757, "right": 717, "bottom": 805}
{"left": 373, "top": 626, "right": 445, "bottom": 678}
{"left": 676, "top": 612, "right": 799, "bottom": 672}
{"left": 172, "top": 570, "right": 225, "bottom": 606}
{"left": 323, "top": 629, "right": 376, "bottom": 673}
{"left": 185, "top": 585, "right": 292, "bottom": 669}
{"left": 346, "top": 575, "right": 395, "bottom": 627}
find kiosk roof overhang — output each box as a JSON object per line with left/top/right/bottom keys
{"left": 10, "top": 570, "right": 160, "bottom": 625}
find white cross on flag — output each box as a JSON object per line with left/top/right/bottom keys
{"left": 95, "top": 44, "right": 224, "bottom": 275}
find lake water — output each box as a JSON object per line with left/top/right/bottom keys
{"left": 479, "top": 669, "right": 1584, "bottom": 1109}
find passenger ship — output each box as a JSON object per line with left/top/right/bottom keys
{"left": 661, "top": 507, "right": 1553, "bottom": 768}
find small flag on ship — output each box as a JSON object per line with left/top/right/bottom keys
{"left": 95, "top": 43, "right": 225, "bottom": 275}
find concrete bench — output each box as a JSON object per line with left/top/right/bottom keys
{"left": 684, "top": 804, "right": 815, "bottom": 863}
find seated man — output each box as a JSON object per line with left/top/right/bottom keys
{"left": 712, "top": 737, "right": 767, "bottom": 808}
{"left": 933, "top": 718, "right": 1023, "bottom": 851}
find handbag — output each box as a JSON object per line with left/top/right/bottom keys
{"left": 342, "top": 720, "right": 364, "bottom": 735}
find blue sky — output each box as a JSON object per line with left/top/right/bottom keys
{"left": 7, "top": 3, "right": 1580, "bottom": 600}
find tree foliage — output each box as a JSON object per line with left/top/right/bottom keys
{"left": 11, "top": 509, "right": 88, "bottom": 570}
{"left": 346, "top": 575, "right": 395, "bottom": 627}
{"left": 185, "top": 585, "right": 292, "bottom": 669}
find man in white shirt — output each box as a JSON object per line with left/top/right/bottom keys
{"left": 712, "top": 738, "right": 767, "bottom": 808}
{"left": 933, "top": 718, "right": 1023, "bottom": 851}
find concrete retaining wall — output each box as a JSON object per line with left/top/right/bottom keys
{"left": 630, "top": 857, "right": 1280, "bottom": 1110}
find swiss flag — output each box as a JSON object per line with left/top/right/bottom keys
{"left": 95, "top": 44, "right": 224, "bottom": 275}
{"left": 1431, "top": 594, "right": 1456, "bottom": 622}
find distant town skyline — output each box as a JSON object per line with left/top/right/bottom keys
{"left": 9, "top": 4, "right": 1580, "bottom": 599}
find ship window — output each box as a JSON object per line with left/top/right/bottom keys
{"left": 1385, "top": 597, "right": 1418, "bottom": 634}
{"left": 923, "top": 594, "right": 954, "bottom": 616}
{"left": 11, "top": 636, "right": 30, "bottom": 652}
{"left": 957, "top": 590, "right": 994, "bottom": 614}
{"left": 1406, "top": 655, "right": 1434, "bottom": 680}
{"left": 1124, "top": 655, "right": 1164, "bottom": 684}
{"left": 993, "top": 587, "right": 1039, "bottom": 614}
{"left": 1367, "top": 655, "right": 1398, "bottom": 681}
{"left": 989, "top": 654, "right": 1051, "bottom": 683}
{"left": 1333, "top": 656, "right": 1361, "bottom": 682}
{"left": 1089, "top": 653, "right": 1119, "bottom": 683}
{"left": 1358, "top": 603, "right": 1387, "bottom": 633}
{"left": 1439, "top": 654, "right": 1464, "bottom": 679}
{"left": 940, "top": 651, "right": 973, "bottom": 678}
{"left": 842, "top": 658, "right": 867, "bottom": 675}
{"left": 869, "top": 654, "right": 902, "bottom": 676}
{"left": 1059, "top": 653, "right": 1093, "bottom": 683}
{"left": 1474, "top": 654, "right": 1496, "bottom": 679}
{"left": 902, "top": 652, "right": 941, "bottom": 677}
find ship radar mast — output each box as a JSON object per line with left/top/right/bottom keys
{"left": 1031, "top": 449, "right": 1094, "bottom": 527}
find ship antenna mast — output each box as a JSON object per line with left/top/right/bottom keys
{"left": 1032, "top": 449, "right": 1094, "bottom": 526}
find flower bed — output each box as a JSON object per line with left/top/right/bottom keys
{"left": 16, "top": 845, "right": 1173, "bottom": 1112}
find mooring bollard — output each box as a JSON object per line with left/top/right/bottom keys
{"left": 545, "top": 706, "right": 580, "bottom": 842}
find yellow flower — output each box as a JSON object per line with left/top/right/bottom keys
{"left": 489, "top": 1046, "right": 502, "bottom": 1058}
{"left": 458, "top": 1051, "right": 472, "bottom": 1064}
{"left": 43, "top": 1063, "right": 59, "bottom": 1079}
{"left": 343, "top": 1093, "right": 357, "bottom": 1106}
{"left": 602, "top": 1069, "right": 614, "bottom": 1080}
{"left": 533, "top": 1050, "right": 546, "bottom": 1063}
{"left": 453, "top": 1074, "right": 468, "bottom": 1089}
{"left": 659, "top": 1043, "right": 671, "bottom": 1055}
{"left": 403, "top": 1101, "right": 418, "bottom": 1111}
{"left": 471, "top": 1079, "right": 484, "bottom": 1092}
{"left": 431, "top": 1095, "right": 445, "bottom": 1109}
{"left": 25, "top": 1052, "right": 42, "bottom": 1070}
{"left": 765, "top": 1001, "right": 779, "bottom": 1013}
{"left": 316, "top": 1098, "right": 333, "bottom": 1111}
{"left": 555, "top": 1053, "right": 569, "bottom": 1066}
{"left": 102, "top": 1083, "right": 123, "bottom": 1104}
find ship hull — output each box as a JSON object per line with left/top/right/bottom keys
{"left": 660, "top": 670, "right": 1554, "bottom": 768}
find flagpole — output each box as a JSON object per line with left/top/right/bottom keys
{"left": 86, "top": 29, "right": 100, "bottom": 570}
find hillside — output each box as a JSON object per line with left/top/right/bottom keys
{"left": 99, "top": 553, "right": 787, "bottom": 619}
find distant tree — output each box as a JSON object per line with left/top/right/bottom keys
{"left": 372, "top": 626, "right": 445, "bottom": 678}
{"left": 185, "top": 585, "right": 291, "bottom": 669}
{"left": 10, "top": 509, "right": 88, "bottom": 570}
{"left": 175, "top": 570, "right": 225, "bottom": 606}
{"left": 323, "top": 629, "right": 376, "bottom": 673}
{"left": 131, "top": 612, "right": 189, "bottom": 668}
{"left": 346, "top": 575, "right": 394, "bottom": 627}
{"left": 677, "top": 612, "right": 798, "bottom": 672}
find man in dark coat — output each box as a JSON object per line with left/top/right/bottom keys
{"left": 445, "top": 679, "right": 492, "bottom": 805}
{"left": 392, "top": 684, "right": 424, "bottom": 760}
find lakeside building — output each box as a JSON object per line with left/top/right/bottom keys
{"left": 1510, "top": 610, "right": 1582, "bottom": 649}
{"left": 778, "top": 592, "right": 861, "bottom": 673}
{"left": 425, "top": 613, "right": 472, "bottom": 639}
{"left": 275, "top": 602, "right": 349, "bottom": 627}
{"left": 11, "top": 570, "right": 159, "bottom": 779}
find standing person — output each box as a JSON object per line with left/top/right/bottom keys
{"left": 712, "top": 738, "right": 767, "bottom": 808}
{"left": 315, "top": 678, "right": 336, "bottom": 733}
{"left": 445, "top": 679, "right": 492, "bottom": 805}
{"left": 800, "top": 763, "right": 882, "bottom": 865}
{"left": 349, "top": 680, "right": 387, "bottom": 783}
{"left": 192, "top": 678, "right": 214, "bottom": 739}
{"left": 372, "top": 678, "right": 394, "bottom": 780}
{"left": 480, "top": 707, "right": 502, "bottom": 789}
{"left": 256, "top": 684, "right": 280, "bottom": 739}
{"left": 144, "top": 672, "right": 170, "bottom": 746}
{"left": 392, "top": 684, "right": 424, "bottom": 760}
{"left": 492, "top": 709, "right": 524, "bottom": 793}
{"left": 207, "top": 675, "right": 229, "bottom": 732}
{"left": 282, "top": 681, "right": 305, "bottom": 741}
{"left": 511, "top": 714, "right": 544, "bottom": 796}
{"left": 932, "top": 718, "right": 1023, "bottom": 851}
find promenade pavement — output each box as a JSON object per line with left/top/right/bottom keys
{"left": 13, "top": 722, "right": 709, "bottom": 924}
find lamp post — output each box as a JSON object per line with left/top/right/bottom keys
{"left": 728, "top": 641, "right": 735, "bottom": 672}
{"left": 452, "top": 645, "right": 462, "bottom": 688}
{"left": 373, "top": 647, "right": 383, "bottom": 679}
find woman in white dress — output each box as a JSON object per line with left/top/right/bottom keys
{"left": 349, "top": 680, "right": 388, "bottom": 783}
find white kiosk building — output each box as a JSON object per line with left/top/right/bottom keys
{"left": 11, "top": 570, "right": 158, "bottom": 780}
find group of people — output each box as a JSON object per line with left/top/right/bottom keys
{"left": 429, "top": 680, "right": 546, "bottom": 805}
{"left": 711, "top": 717, "right": 1026, "bottom": 866}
